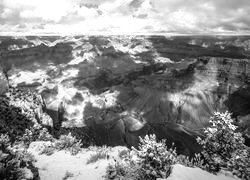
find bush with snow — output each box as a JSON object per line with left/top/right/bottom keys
{"left": 87, "top": 146, "right": 109, "bottom": 164}
{"left": 20, "top": 123, "right": 54, "bottom": 146}
{"left": 133, "top": 134, "right": 177, "bottom": 179}
{"left": 55, "top": 133, "right": 82, "bottom": 155}
{"left": 197, "top": 111, "right": 250, "bottom": 179}
{"left": 106, "top": 134, "right": 204, "bottom": 180}
{"left": 40, "top": 133, "right": 82, "bottom": 156}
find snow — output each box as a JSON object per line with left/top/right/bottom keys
{"left": 90, "top": 90, "right": 120, "bottom": 109}
{"left": 28, "top": 142, "right": 127, "bottom": 180}
{"left": 133, "top": 59, "right": 148, "bottom": 64}
{"left": 9, "top": 63, "right": 120, "bottom": 127}
{"left": 155, "top": 57, "right": 173, "bottom": 63}
{"left": 9, "top": 61, "right": 120, "bottom": 127}
{"left": 44, "top": 84, "right": 119, "bottom": 127}
{"left": 9, "top": 69, "right": 48, "bottom": 86}
{"left": 109, "top": 37, "right": 151, "bottom": 55}
{"left": 158, "top": 164, "right": 241, "bottom": 180}
{"left": 61, "top": 68, "right": 79, "bottom": 78}
{"left": 36, "top": 151, "right": 107, "bottom": 180}
{"left": 68, "top": 51, "right": 96, "bottom": 65}
{"left": 8, "top": 44, "right": 30, "bottom": 51}
{"left": 28, "top": 142, "right": 241, "bottom": 180}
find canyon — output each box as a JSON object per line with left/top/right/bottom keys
{"left": 0, "top": 35, "right": 250, "bottom": 156}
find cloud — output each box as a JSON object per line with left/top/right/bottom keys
{"left": 0, "top": 0, "right": 250, "bottom": 35}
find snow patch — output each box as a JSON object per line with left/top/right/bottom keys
{"left": 134, "top": 59, "right": 148, "bottom": 64}
{"left": 61, "top": 68, "right": 79, "bottom": 78}
{"left": 9, "top": 69, "right": 48, "bottom": 86}
{"left": 155, "top": 57, "right": 173, "bottom": 63}
{"left": 90, "top": 90, "right": 120, "bottom": 109}
{"left": 8, "top": 44, "right": 31, "bottom": 51}
{"left": 68, "top": 51, "right": 96, "bottom": 65}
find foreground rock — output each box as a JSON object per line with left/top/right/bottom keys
{"left": 158, "top": 164, "right": 240, "bottom": 180}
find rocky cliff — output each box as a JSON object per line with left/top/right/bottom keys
{"left": 1, "top": 35, "right": 250, "bottom": 155}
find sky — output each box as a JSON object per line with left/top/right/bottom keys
{"left": 0, "top": 0, "right": 250, "bottom": 35}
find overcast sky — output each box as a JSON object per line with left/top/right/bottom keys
{"left": 0, "top": 0, "right": 250, "bottom": 35}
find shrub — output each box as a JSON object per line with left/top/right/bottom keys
{"left": 86, "top": 147, "right": 109, "bottom": 164}
{"left": 106, "top": 134, "right": 201, "bottom": 180}
{"left": 106, "top": 134, "right": 206, "bottom": 180}
{"left": 118, "top": 149, "right": 130, "bottom": 159}
{"left": 55, "top": 133, "right": 82, "bottom": 155}
{"left": 177, "top": 153, "right": 206, "bottom": 169}
{"left": 197, "top": 111, "right": 250, "bottom": 179}
{"left": 20, "top": 123, "right": 54, "bottom": 145}
{"left": 133, "top": 135, "right": 178, "bottom": 179}
{"left": 106, "top": 160, "right": 139, "bottom": 180}
{"left": 40, "top": 133, "right": 82, "bottom": 156}
{"left": 0, "top": 134, "right": 39, "bottom": 180}
{"left": 40, "top": 145, "right": 55, "bottom": 156}
{"left": 62, "top": 171, "right": 74, "bottom": 180}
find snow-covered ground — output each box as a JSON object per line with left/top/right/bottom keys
{"left": 28, "top": 142, "right": 241, "bottom": 180}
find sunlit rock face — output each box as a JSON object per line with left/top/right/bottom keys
{"left": 1, "top": 35, "right": 250, "bottom": 154}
